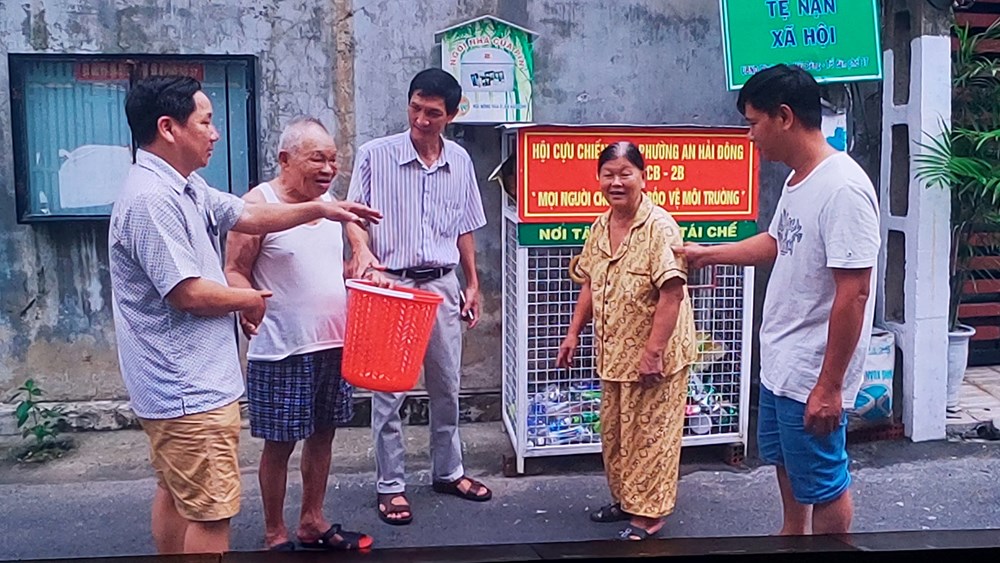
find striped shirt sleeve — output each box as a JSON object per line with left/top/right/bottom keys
{"left": 458, "top": 157, "right": 487, "bottom": 235}
{"left": 347, "top": 144, "right": 372, "bottom": 206}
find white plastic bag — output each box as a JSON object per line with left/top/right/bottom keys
{"left": 852, "top": 329, "right": 895, "bottom": 422}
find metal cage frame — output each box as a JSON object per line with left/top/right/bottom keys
{"left": 502, "top": 201, "right": 753, "bottom": 475}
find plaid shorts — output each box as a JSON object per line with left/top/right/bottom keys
{"left": 247, "top": 348, "right": 354, "bottom": 442}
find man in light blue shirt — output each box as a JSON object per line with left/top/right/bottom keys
{"left": 110, "top": 75, "right": 380, "bottom": 555}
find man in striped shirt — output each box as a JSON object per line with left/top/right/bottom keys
{"left": 346, "top": 68, "right": 490, "bottom": 525}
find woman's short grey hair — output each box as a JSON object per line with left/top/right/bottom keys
{"left": 278, "top": 116, "right": 329, "bottom": 154}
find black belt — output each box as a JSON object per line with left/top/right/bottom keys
{"left": 385, "top": 266, "right": 453, "bottom": 281}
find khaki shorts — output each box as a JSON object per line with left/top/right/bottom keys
{"left": 139, "top": 401, "right": 242, "bottom": 522}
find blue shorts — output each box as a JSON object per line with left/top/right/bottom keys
{"left": 757, "top": 385, "right": 851, "bottom": 505}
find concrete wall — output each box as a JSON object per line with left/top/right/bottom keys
{"left": 0, "top": 0, "right": 339, "bottom": 401}
{"left": 351, "top": 0, "right": 789, "bottom": 391}
{"left": 350, "top": 0, "right": 498, "bottom": 392}
{"left": 0, "top": 0, "right": 794, "bottom": 402}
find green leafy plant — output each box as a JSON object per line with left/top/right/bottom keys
{"left": 8, "top": 379, "right": 70, "bottom": 461}
{"left": 914, "top": 18, "right": 1000, "bottom": 331}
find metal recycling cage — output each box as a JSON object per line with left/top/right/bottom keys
{"left": 491, "top": 124, "right": 759, "bottom": 473}
{"left": 501, "top": 202, "right": 754, "bottom": 474}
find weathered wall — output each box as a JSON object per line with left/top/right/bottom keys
{"left": 526, "top": 1, "right": 791, "bottom": 222}
{"left": 348, "top": 0, "right": 500, "bottom": 392}
{"left": 0, "top": 0, "right": 339, "bottom": 400}
{"left": 351, "top": 0, "right": 789, "bottom": 390}
{"left": 0, "top": 0, "right": 796, "bottom": 403}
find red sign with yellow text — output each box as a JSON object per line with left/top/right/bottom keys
{"left": 518, "top": 126, "right": 759, "bottom": 223}
{"left": 74, "top": 61, "right": 205, "bottom": 82}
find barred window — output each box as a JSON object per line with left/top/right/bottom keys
{"left": 9, "top": 55, "right": 258, "bottom": 222}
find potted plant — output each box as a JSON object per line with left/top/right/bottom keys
{"left": 915, "top": 19, "right": 1000, "bottom": 412}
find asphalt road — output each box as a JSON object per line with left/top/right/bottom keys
{"left": 1, "top": 426, "right": 999, "bottom": 560}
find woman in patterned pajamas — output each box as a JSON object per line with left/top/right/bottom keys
{"left": 557, "top": 141, "right": 697, "bottom": 541}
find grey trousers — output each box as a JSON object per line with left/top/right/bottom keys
{"left": 372, "top": 270, "right": 465, "bottom": 494}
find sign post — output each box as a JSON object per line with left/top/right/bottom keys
{"left": 719, "top": 0, "right": 883, "bottom": 90}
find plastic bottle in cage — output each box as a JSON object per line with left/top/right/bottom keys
{"left": 545, "top": 400, "right": 576, "bottom": 417}
{"left": 554, "top": 386, "right": 570, "bottom": 403}
{"left": 537, "top": 384, "right": 564, "bottom": 403}
{"left": 711, "top": 403, "right": 737, "bottom": 427}
{"left": 527, "top": 425, "right": 548, "bottom": 448}
{"left": 545, "top": 429, "right": 569, "bottom": 445}
{"left": 529, "top": 400, "right": 547, "bottom": 416}
{"left": 547, "top": 425, "right": 588, "bottom": 445}
{"left": 548, "top": 416, "right": 571, "bottom": 433}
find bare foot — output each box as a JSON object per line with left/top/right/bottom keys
{"left": 264, "top": 528, "right": 292, "bottom": 550}
{"left": 456, "top": 476, "right": 490, "bottom": 498}
{"left": 297, "top": 519, "right": 333, "bottom": 542}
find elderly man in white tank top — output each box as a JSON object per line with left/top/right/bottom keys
{"left": 224, "top": 117, "right": 372, "bottom": 552}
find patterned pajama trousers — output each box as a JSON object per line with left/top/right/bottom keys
{"left": 600, "top": 367, "right": 689, "bottom": 518}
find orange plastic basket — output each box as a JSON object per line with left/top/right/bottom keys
{"left": 342, "top": 279, "right": 444, "bottom": 392}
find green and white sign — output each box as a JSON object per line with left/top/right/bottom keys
{"left": 439, "top": 16, "right": 535, "bottom": 123}
{"left": 517, "top": 221, "right": 758, "bottom": 247}
{"left": 720, "top": 0, "right": 883, "bottom": 90}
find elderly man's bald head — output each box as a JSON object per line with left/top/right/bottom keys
{"left": 276, "top": 116, "right": 338, "bottom": 198}
{"left": 278, "top": 116, "right": 333, "bottom": 155}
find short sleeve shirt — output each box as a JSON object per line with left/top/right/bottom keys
{"left": 577, "top": 195, "right": 698, "bottom": 382}
{"left": 761, "top": 152, "right": 881, "bottom": 408}
{"left": 109, "top": 149, "right": 246, "bottom": 419}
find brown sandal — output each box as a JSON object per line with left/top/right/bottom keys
{"left": 377, "top": 492, "right": 412, "bottom": 525}
{"left": 432, "top": 475, "right": 493, "bottom": 502}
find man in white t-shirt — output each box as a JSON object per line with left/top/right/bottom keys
{"left": 224, "top": 117, "right": 372, "bottom": 552}
{"left": 676, "top": 65, "right": 881, "bottom": 535}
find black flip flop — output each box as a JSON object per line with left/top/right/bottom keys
{"left": 961, "top": 420, "right": 1000, "bottom": 441}
{"left": 617, "top": 524, "right": 661, "bottom": 541}
{"left": 298, "top": 524, "right": 373, "bottom": 551}
{"left": 268, "top": 541, "right": 296, "bottom": 552}
{"left": 976, "top": 420, "right": 1000, "bottom": 440}
{"left": 590, "top": 502, "right": 630, "bottom": 523}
